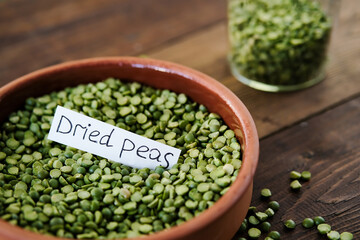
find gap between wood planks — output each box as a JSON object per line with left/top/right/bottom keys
{"left": 259, "top": 92, "right": 360, "bottom": 141}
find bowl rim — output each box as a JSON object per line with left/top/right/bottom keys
{"left": 0, "top": 57, "right": 259, "bottom": 240}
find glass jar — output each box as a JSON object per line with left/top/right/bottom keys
{"left": 228, "top": 0, "right": 340, "bottom": 92}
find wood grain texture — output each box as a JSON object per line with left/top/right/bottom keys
{"left": 234, "top": 97, "right": 360, "bottom": 239}
{"left": 0, "top": 0, "right": 226, "bottom": 83}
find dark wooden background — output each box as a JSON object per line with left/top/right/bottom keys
{"left": 0, "top": 0, "right": 359, "bottom": 239}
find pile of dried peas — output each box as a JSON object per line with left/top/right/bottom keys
{"left": 0, "top": 78, "right": 243, "bottom": 239}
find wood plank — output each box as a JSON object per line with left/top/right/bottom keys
{"left": 234, "top": 97, "right": 360, "bottom": 239}
{"left": 149, "top": 23, "right": 229, "bottom": 81}
{"left": 0, "top": 0, "right": 226, "bottom": 84}
{"left": 148, "top": 0, "right": 360, "bottom": 138}
{"left": 0, "top": 0, "right": 119, "bottom": 41}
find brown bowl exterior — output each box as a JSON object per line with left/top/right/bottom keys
{"left": 0, "top": 57, "right": 259, "bottom": 240}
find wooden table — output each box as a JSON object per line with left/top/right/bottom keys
{"left": 1, "top": 0, "right": 359, "bottom": 239}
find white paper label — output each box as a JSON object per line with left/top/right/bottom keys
{"left": 48, "top": 106, "right": 180, "bottom": 169}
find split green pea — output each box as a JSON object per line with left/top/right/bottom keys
{"left": 0, "top": 78, "right": 243, "bottom": 239}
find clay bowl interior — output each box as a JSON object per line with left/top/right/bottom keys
{"left": 0, "top": 57, "right": 259, "bottom": 240}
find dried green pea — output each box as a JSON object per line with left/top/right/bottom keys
{"left": 248, "top": 215, "right": 260, "bottom": 225}
{"left": 340, "top": 232, "right": 353, "bottom": 240}
{"left": 268, "top": 201, "right": 280, "bottom": 211}
{"left": 290, "top": 180, "right": 302, "bottom": 190}
{"left": 314, "top": 216, "right": 325, "bottom": 225}
{"left": 318, "top": 223, "right": 332, "bottom": 234}
{"left": 284, "top": 219, "right": 296, "bottom": 229}
{"left": 302, "top": 218, "right": 315, "bottom": 228}
{"left": 261, "top": 188, "right": 272, "bottom": 198}
{"left": 248, "top": 227, "right": 261, "bottom": 239}
{"left": 255, "top": 212, "right": 268, "bottom": 222}
{"left": 290, "top": 170, "right": 301, "bottom": 179}
{"left": 327, "top": 230, "right": 341, "bottom": 240}
{"left": 301, "top": 171, "right": 311, "bottom": 181}
{"left": 268, "top": 231, "right": 281, "bottom": 240}
{"left": 260, "top": 221, "right": 271, "bottom": 232}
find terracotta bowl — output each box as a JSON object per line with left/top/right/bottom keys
{"left": 0, "top": 57, "right": 259, "bottom": 240}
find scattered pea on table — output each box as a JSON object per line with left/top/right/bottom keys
{"left": 284, "top": 219, "right": 296, "bottom": 229}
{"left": 267, "top": 230, "right": 281, "bottom": 240}
{"left": 260, "top": 188, "right": 272, "bottom": 198}
{"left": 301, "top": 171, "right": 311, "bottom": 181}
{"left": 302, "top": 217, "right": 315, "bottom": 228}
{"left": 318, "top": 223, "right": 332, "bottom": 235}
{"left": 313, "top": 216, "right": 325, "bottom": 225}
{"left": 290, "top": 180, "right": 302, "bottom": 190}
{"left": 340, "top": 232, "right": 353, "bottom": 240}
{"left": 268, "top": 201, "right": 280, "bottom": 211}
{"left": 248, "top": 227, "right": 262, "bottom": 239}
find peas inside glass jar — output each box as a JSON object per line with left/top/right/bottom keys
{"left": 228, "top": 0, "right": 333, "bottom": 92}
